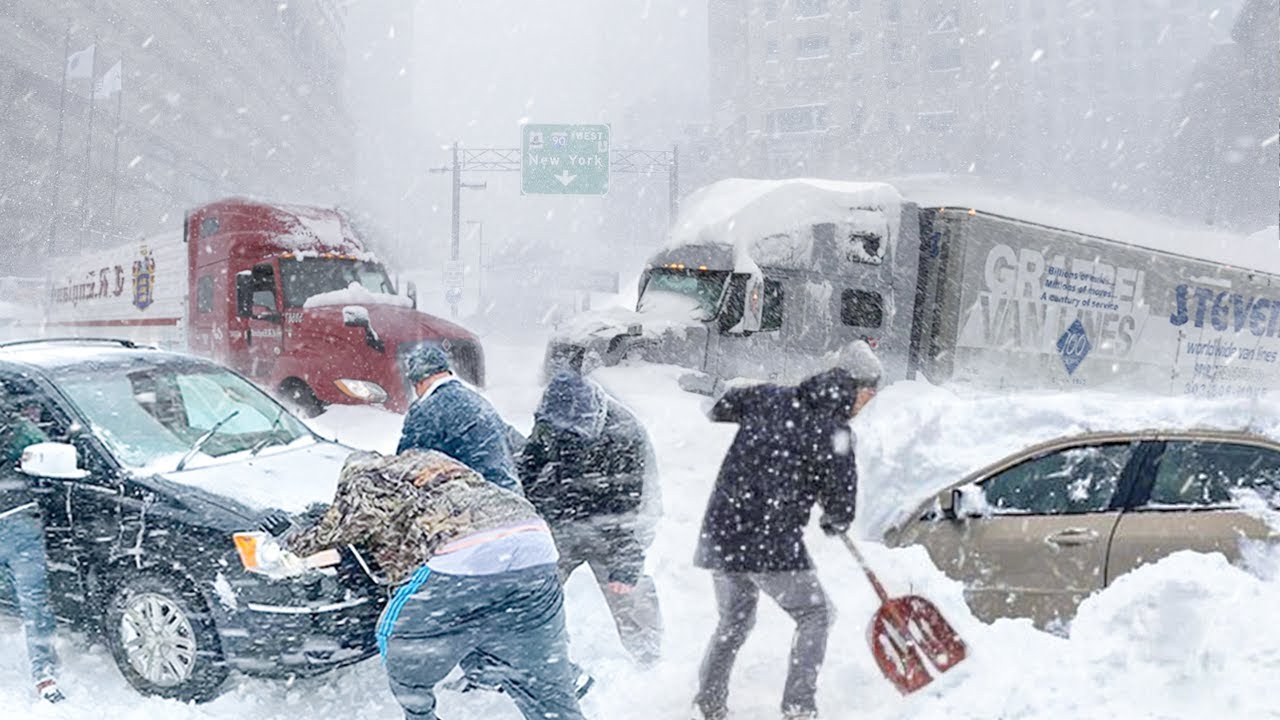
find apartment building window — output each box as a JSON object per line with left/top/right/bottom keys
{"left": 767, "top": 38, "right": 780, "bottom": 60}
{"left": 765, "top": 0, "right": 780, "bottom": 21}
{"left": 928, "top": 1, "right": 959, "bottom": 33}
{"left": 765, "top": 104, "right": 830, "bottom": 135}
{"left": 928, "top": 39, "right": 962, "bottom": 70}
{"left": 883, "top": 0, "right": 902, "bottom": 23}
{"left": 885, "top": 37, "right": 905, "bottom": 63}
{"left": 850, "top": 101, "right": 867, "bottom": 132}
{"left": 917, "top": 110, "right": 957, "bottom": 135}
{"left": 796, "top": 0, "right": 829, "bottom": 18}
{"left": 849, "top": 29, "right": 865, "bottom": 55}
{"left": 797, "top": 34, "right": 831, "bottom": 59}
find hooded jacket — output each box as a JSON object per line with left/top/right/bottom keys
{"left": 519, "top": 373, "right": 662, "bottom": 581}
{"left": 396, "top": 377, "right": 523, "bottom": 494}
{"left": 694, "top": 368, "right": 858, "bottom": 573}
{"left": 286, "top": 450, "right": 543, "bottom": 586}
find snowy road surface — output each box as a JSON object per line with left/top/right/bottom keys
{"left": 0, "top": 341, "right": 1277, "bottom": 719}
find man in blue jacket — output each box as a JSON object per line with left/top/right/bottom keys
{"left": 692, "top": 341, "right": 881, "bottom": 720}
{"left": 397, "top": 345, "right": 522, "bottom": 493}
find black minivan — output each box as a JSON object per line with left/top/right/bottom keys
{"left": 0, "top": 339, "right": 381, "bottom": 702}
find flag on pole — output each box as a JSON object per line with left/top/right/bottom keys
{"left": 95, "top": 60, "right": 122, "bottom": 99}
{"left": 65, "top": 44, "right": 95, "bottom": 79}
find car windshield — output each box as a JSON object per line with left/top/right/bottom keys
{"left": 638, "top": 269, "right": 729, "bottom": 322}
{"left": 279, "top": 257, "right": 396, "bottom": 308}
{"left": 54, "top": 361, "right": 312, "bottom": 472}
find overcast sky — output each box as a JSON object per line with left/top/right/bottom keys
{"left": 414, "top": 0, "right": 709, "bottom": 149}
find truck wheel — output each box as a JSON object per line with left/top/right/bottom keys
{"left": 281, "top": 380, "right": 324, "bottom": 418}
{"left": 104, "top": 574, "right": 229, "bottom": 703}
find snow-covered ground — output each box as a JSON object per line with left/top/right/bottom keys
{"left": 1, "top": 339, "right": 1279, "bottom": 718}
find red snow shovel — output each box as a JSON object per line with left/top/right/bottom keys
{"left": 838, "top": 533, "right": 967, "bottom": 694}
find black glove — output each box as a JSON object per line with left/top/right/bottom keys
{"left": 258, "top": 509, "right": 293, "bottom": 538}
{"left": 819, "top": 514, "right": 850, "bottom": 536}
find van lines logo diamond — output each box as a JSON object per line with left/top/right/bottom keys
{"left": 1056, "top": 318, "right": 1092, "bottom": 375}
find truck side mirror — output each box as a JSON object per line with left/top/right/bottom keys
{"left": 342, "top": 306, "right": 385, "bottom": 353}
{"left": 716, "top": 274, "right": 764, "bottom": 335}
{"left": 235, "top": 273, "right": 254, "bottom": 318}
{"left": 716, "top": 275, "right": 747, "bottom": 335}
{"left": 406, "top": 281, "right": 418, "bottom": 310}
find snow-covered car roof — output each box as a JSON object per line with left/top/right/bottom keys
{"left": 0, "top": 340, "right": 179, "bottom": 373}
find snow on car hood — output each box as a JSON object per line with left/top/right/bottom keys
{"left": 159, "top": 438, "right": 354, "bottom": 513}
{"left": 853, "top": 379, "right": 1280, "bottom": 539}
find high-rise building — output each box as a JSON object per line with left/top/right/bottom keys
{"left": 707, "top": 0, "right": 1241, "bottom": 205}
{"left": 0, "top": 1, "right": 352, "bottom": 270}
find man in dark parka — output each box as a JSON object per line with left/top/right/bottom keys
{"left": 692, "top": 342, "right": 881, "bottom": 720}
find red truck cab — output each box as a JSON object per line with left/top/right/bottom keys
{"left": 184, "top": 198, "right": 482, "bottom": 414}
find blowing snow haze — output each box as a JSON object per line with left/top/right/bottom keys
{"left": 0, "top": 2, "right": 1278, "bottom": 719}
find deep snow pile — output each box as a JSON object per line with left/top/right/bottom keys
{"left": 1, "top": 346, "right": 1279, "bottom": 718}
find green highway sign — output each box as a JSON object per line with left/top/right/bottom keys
{"left": 521, "top": 123, "right": 610, "bottom": 195}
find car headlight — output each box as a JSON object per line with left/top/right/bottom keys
{"left": 233, "top": 531, "right": 306, "bottom": 578}
{"left": 333, "top": 378, "right": 388, "bottom": 404}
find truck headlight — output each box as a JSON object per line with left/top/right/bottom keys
{"left": 333, "top": 378, "right": 388, "bottom": 404}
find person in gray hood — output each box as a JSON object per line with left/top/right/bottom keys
{"left": 519, "top": 370, "right": 664, "bottom": 666}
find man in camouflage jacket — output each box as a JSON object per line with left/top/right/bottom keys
{"left": 282, "top": 450, "right": 584, "bottom": 720}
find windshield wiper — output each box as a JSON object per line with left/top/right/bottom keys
{"left": 175, "top": 410, "right": 240, "bottom": 472}
{"left": 249, "top": 409, "right": 287, "bottom": 457}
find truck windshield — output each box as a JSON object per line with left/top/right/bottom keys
{"left": 638, "top": 268, "right": 729, "bottom": 322}
{"left": 280, "top": 257, "right": 397, "bottom": 308}
{"left": 54, "top": 361, "right": 312, "bottom": 472}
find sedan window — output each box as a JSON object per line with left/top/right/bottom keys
{"left": 1148, "top": 441, "right": 1280, "bottom": 507}
{"left": 981, "top": 443, "right": 1135, "bottom": 515}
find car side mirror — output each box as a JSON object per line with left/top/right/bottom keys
{"left": 406, "top": 281, "right": 418, "bottom": 310}
{"left": 19, "top": 442, "right": 89, "bottom": 480}
{"left": 951, "top": 485, "right": 987, "bottom": 520}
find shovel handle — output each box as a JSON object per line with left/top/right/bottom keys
{"left": 839, "top": 532, "right": 891, "bottom": 604}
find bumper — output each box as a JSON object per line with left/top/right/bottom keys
{"left": 214, "top": 591, "right": 385, "bottom": 677}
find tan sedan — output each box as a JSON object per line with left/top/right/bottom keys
{"left": 885, "top": 429, "right": 1280, "bottom": 630}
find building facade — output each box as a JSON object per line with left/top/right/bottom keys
{"left": 708, "top": 0, "right": 1243, "bottom": 210}
{"left": 0, "top": 1, "right": 352, "bottom": 271}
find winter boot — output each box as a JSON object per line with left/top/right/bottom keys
{"left": 36, "top": 677, "right": 65, "bottom": 704}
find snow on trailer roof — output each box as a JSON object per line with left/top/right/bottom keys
{"left": 200, "top": 197, "right": 379, "bottom": 261}
{"left": 665, "top": 178, "right": 903, "bottom": 272}
{"left": 883, "top": 175, "right": 1280, "bottom": 275}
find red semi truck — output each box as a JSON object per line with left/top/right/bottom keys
{"left": 41, "top": 197, "right": 483, "bottom": 414}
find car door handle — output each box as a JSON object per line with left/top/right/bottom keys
{"left": 1046, "top": 528, "right": 1100, "bottom": 546}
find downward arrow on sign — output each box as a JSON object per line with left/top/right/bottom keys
{"left": 555, "top": 171, "right": 577, "bottom": 186}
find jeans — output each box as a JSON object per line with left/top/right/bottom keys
{"left": 380, "top": 564, "right": 584, "bottom": 720}
{"left": 0, "top": 508, "right": 58, "bottom": 682}
{"left": 554, "top": 523, "right": 663, "bottom": 665}
{"left": 696, "top": 570, "right": 832, "bottom": 716}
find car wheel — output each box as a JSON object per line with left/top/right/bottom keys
{"left": 281, "top": 379, "right": 324, "bottom": 418}
{"left": 104, "top": 574, "right": 228, "bottom": 703}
